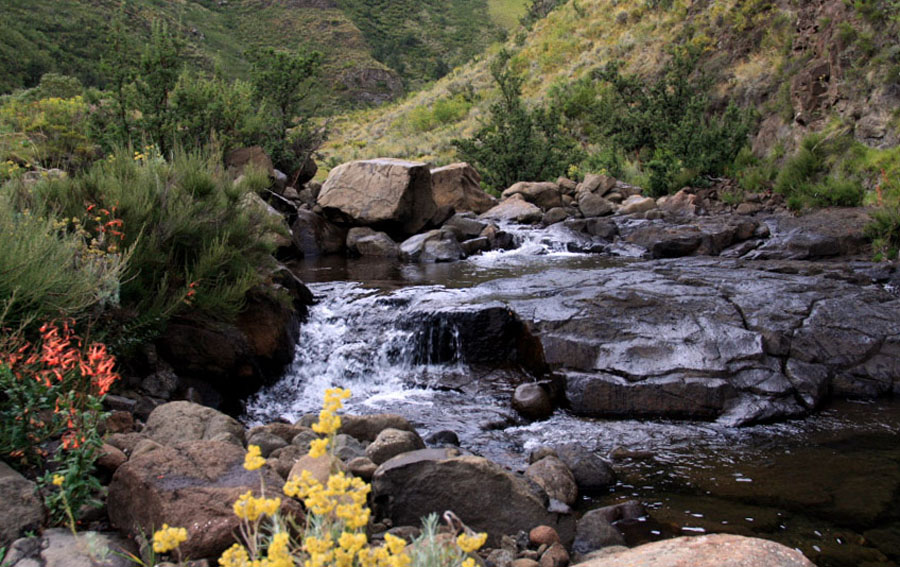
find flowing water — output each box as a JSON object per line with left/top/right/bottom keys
{"left": 243, "top": 223, "right": 900, "bottom": 567}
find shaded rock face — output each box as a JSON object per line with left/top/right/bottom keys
{"left": 577, "top": 534, "right": 815, "bottom": 567}
{"left": 108, "top": 441, "right": 301, "bottom": 559}
{"left": 433, "top": 258, "right": 900, "bottom": 425}
{"left": 0, "top": 462, "right": 43, "bottom": 545}
{"left": 430, "top": 163, "right": 498, "bottom": 214}
{"left": 372, "top": 449, "right": 574, "bottom": 546}
{"left": 292, "top": 209, "right": 348, "bottom": 256}
{"left": 318, "top": 159, "right": 437, "bottom": 236}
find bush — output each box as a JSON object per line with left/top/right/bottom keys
{"left": 774, "top": 133, "right": 864, "bottom": 209}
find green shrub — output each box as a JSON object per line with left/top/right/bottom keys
{"left": 407, "top": 95, "right": 472, "bottom": 132}
{"left": 774, "top": 132, "right": 865, "bottom": 209}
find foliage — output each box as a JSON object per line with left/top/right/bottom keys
{"left": 866, "top": 205, "right": 900, "bottom": 260}
{"left": 774, "top": 132, "right": 865, "bottom": 209}
{"left": 453, "top": 49, "right": 582, "bottom": 191}
{"left": 134, "top": 20, "right": 184, "bottom": 157}
{"left": 169, "top": 71, "right": 257, "bottom": 153}
{"left": 0, "top": 320, "right": 119, "bottom": 523}
{"left": 406, "top": 95, "right": 473, "bottom": 133}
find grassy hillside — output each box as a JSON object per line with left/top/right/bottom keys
{"left": 322, "top": 0, "right": 900, "bottom": 180}
{"left": 0, "top": 0, "right": 527, "bottom": 108}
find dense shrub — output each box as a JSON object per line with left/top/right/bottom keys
{"left": 774, "top": 133, "right": 865, "bottom": 209}
{"left": 453, "top": 49, "right": 582, "bottom": 191}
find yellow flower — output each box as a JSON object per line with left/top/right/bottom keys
{"left": 219, "top": 542, "right": 250, "bottom": 567}
{"left": 338, "top": 532, "right": 367, "bottom": 554}
{"left": 266, "top": 531, "right": 293, "bottom": 567}
{"left": 383, "top": 533, "right": 406, "bottom": 555}
{"left": 461, "top": 558, "right": 476, "bottom": 567}
{"left": 152, "top": 524, "right": 188, "bottom": 554}
{"left": 232, "top": 490, "right": 281, "bottom": 522}
{"left": 457, "top": 532, "right": 488, "bottom": 553}
{"left": 308, "top": 438, "right": 329, "bottom": 458}
{"left": 243, "top": 444, "right": 266, "bottom": 471}
{"left": 52, "top": 474, "right": 64, "bottom": 486}
{"left": 311, "top": 409, "right": 341, "bottom": 436}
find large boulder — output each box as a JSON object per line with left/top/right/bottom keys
{"left": 225, "top": 146, "right": 274, "bottom": 179}
{"left": 525, "top": 456, "right": 578, "bottom": 507}
{"left": 0, "top": 462, "right": 43, "bottom": 544}
{"left": 501, "top": 182, "right": 563, "bottom": 211}
{"left": 430, "top": 163, "right": 498, "bottom": 214}
{"left": 143, "top": 401, "right": 245, "bottom": 447}
{"left": 318, "top": 159, "right": 437, "bottom": 236}
{"left": 108, "top": 441, "right": 301, "bottom": 559}
{"left": 575, "top": 534, "right": 815, "bottom": 567}
{"left": 480, "top": 195, "right": 544, "bottom": 224}
{"left": 372, "top": 449, "right": 574, "bottom": 546}
{"left": 366, "top": 428, "right": 426, "bottom": 465}
{"left": 292, "top": 209, "right": 348, "bottom": 256}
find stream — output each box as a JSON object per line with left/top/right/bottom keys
{"left": 243, "top": 223, "right": 900, "bottom": 567}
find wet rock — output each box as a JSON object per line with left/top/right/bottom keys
{"left": 430, "top": 163, "right": 497, "bottom": 214}
{"left": 341, "top": 414, "right": 416, "bottom": 442}
{"left": 400, "top": 230, "right": 443, "bottom": 262}
{"left": 461, "top": 237, "right": 491, "bottom": 256}
{"left": 525, "top": 456, "right": 578, "bottom": 507}
{"left": 543, "top": 207, "right": 571, "bottom": 226}
{"left": 502, "top": 182, "right": 563, "bottom": 211}
{"left": 512, "top": 383, "right": 554, "bottom": 420}
{"left": 481, "top": 195, "right": 544, "bottom": 224}
{"left": 573, "top": 509, "right": 626, "bottom": 554}
{"left": 0, "top": 462, "right": 44, "bottom": 544}
{"left": 318, "top": 159, "right": 437, "bottom": 236}
{"left": 421, "top": 238, "right": 465, "bottom": 263}
{"left": 746, "top": 209, "right": 871, "bottom": 260}
{"left": 372, "top": 449, "right": 575, "bottom": 546}
{"left": 143, "top": 401, "right": 245, "bottom": 447}
{"left": 292, "top": 209, "right": 348, "bottom": 256}
{"left": 575, "top": 534, "right": 815, "bottom": 567}
{"left": 3, "top": 529, "right": 135, "bottom": 567}
{"left": 236, "top": 289, "right": 301, "bottom": 378}
{"left": 354, "top": 230, "right": 400, "bottom": 258}
{"left": 425, "top": 430, "right": 460, "bottom": 446}
{"left": 481, "top": 224, "right": 517, "bottom": 249}
{"left": 445, "top": 214, "right": 489, "bottom": 239}
{"left": 366, "top": 428, "right": 427, "bottom": 465}
{"left": 585, "top": 501, "right": 645, "bottom": 525}
{"left": 552, "top": 445, "right": 616, "bottom": 492}
{"left": 108, "top": 441, "right": 301, "bottom": 558}
{"left": 577, "top": 194, "right": 614, "bottom": 218}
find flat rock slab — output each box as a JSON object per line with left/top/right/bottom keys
{"left": 578, "top": 534, "right": 814, "bottom": 566}
{"left": 3, "top": 529, "right": 135, "bottom": 567}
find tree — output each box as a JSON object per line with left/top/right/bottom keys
{"left": 452, "top": 49, "right": 581, "bottom": 191}
{"left": 134, "top": 20, "right": 183, "bottom": 156}
{"left": 99, "top": 6, "right": 135, "bottom": 147}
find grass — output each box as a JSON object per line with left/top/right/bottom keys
{"left": 488, "top": 0, "right": 530, "bottom": 29}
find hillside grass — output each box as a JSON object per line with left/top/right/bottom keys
{"left": 488, "top": 0, "right": 530, "bottom": 29}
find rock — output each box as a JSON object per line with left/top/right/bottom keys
{"left": 246, "top": 430, "right": 288, "bottom": 458}
{"left": 0, "top": 462, "right": 43, "bottom": 544}
{"left": 540, "top": 543, "right": 569, "bottom": 567}
{"left": 530, "top": 525, "right": 561, "bottom": 547}
{"left": 106, "top": 432, "right": 148, "bottom": 457}
{"left": 502, "top": 182, "right": 563, "bottom": 211}
{"left": 288, "top": 454, "right": 346, "bottom": 486}
{"left": 225, "top": 146, "right": 274, "bottom": 179}
{"left": 421, "top": 238, "right": 465, "bottom": 263}
{"left": 372, "top": 449, "right": 574, "bottom": 546}
{"left": 480, "top": 195, "right": 544, "bottom": 224}
{"left": 430, "top": 163, "right": 498, "bottom": 214}
{"left": 445, "top": 214, "right": 489, "bottom": 239}
{"left": 542, "top": 207, "right": 571, "bottom": 225}
{"left": 745, "top": 208, "right": 871, "bottom": 260}
{"left": 97, "top": 443, "right": 128, "bottom": 472}
{"left": 294, "top": 156, "right": 318, "bottom": 186}
{"left": 333, "top": 434, "right": 368, "bottom": 461}
{"left": 461, "top": 237, "right": 491, "bottom": 256}
{"left": 3, "top": 529, "right": 135, "bottom": 567}
{"left": 318, "top": 159, "right": 437, "bottom": 236}
{"left": 736, "top": 202, "right": 763, "bottom": 215}
{"left": 525, "top": 457, "right": 578, "bottom": 507}
{"left": 347, "top": 457, "right": 378, "bottom": 481}
{"left": 341, "top": 414, "right": 416, "bottom": 442}
{"left": 103, "top": 410, "right": 134, "bottom": 434}
{"left": 488, "top": 549, "right": 517, "bottom": 567}
{"left": 400, "top": 230, "right": 443, "bottom": 262}
{"left": 366, "top": 428, "right": 427, "bottom": 465}
{"left": 618, "top": 195, "right": 656, "bottom": 215}
{"left": 140, "top": 367, "right": 179, "bottom": 399}
{"left": 425, "top": 430, "right": 460, "bottom": 446}
{"left": 347, "top": 228, "right": 400, "bottom": 258}
{"left": 579, "top": 174, "right": 617, "bottom": 196}
{"left": 573, "top": 509, "right": 626, "bottom": 554}
{"left": 557, "top": 177, "right": 578, "bottom": 193}
{"left": 236, "top": 288, "right": 301, "bottom": 378}
{"left": 577, "top": 194, "right": 614, "bottom": 218}
{"left": 108, "top": 441, "right": 300, "bottom": 559}
{"left": 248, "top": 423, "right": 304, "bottom": 444}
{"left": 268, "top": 444, "right": 307, "bottom": 479}
{"left": 584, "top": 501, "right": 645, "bottom": 525}
{"left": 291, "top": 427, "right": 321, "bottom": 451}
{"left": 576, "top": 534, "right": 814, "bottom": 567}
{"left": 512, "top": 383, "right": 554, "bottom": 420}
{"left": 513, "top": 560, "right": 540, "bottom": 567}
{"left": 292, "top": 209, "right": 348, "bottom": 256}
{"left": 552, "top": 445, "right": 616, "bottom": 492}
{"left": 481, "top": 224, "right": 516, "bottom": 249}
{"left": 143, "top": 401, "right": 245, "bottom": 447}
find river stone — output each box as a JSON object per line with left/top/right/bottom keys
{"left": 347, "top": 456, "right": 378, "bottom": 481}
{"left": 108, "top": 440, "right": 300, "bottom": 559}
{"left": 552, "top": 445, "right": 616, "bottom": 492}
{"left": 502, "top": 182, "right": 563, "bottom": 211}
{"left": 543, "top": 207, "right": 571, "bottom": 225}
{"left": 445, "top": 214, "right": 488, "bottom": 238}
{"left": 357, "top": 232, "right": 400, "bottom": 258}
{"left": 461, "top": 237, "right": 491, "bottom": 256}
{"left": 530, "top": 526, "right": 561, "bottom": 546}
{"left": 372, "top": 449, "right": 575, "bottom": 546}
{"left": 540, "top": 543, "right": 570, "bottom": 567}
{"left": 400, "top": 230, "right": 443, "bottom": 262}
{"left": 291, "top": 427, "right": 321, "bottom": 451}
{"left": 421, "top": 237, "right": 465, "bottom": 263}
{"left": 480, "top": 195, "right": 544, "bottom": 224}
{"left": 618, "top": 195, "right": 656, "bottom": 215}
{"left": 292, "top": 209, "right": 348, "bottom": 256}
{"left": 0, "top": 462, "right": 43, "bottom": 544}
{"left": 248, "top": 423, "right": 304, "bottom": 444}
{"left": 341, "top": 414, "right": 416, "bottom": 442}
{"left": 576, "top": 534, "right": 815, "bottom": 567}
{"left": 268, "top": 444, "right": 307, "bottom": 479}
{"left": 288, "top": 454, "right": 346, "bottom": 486}
{"left": 143, "top": 401, "right": 245, "bottom": 447}
{"left": 246, "top": 430, "right": 287, "bottom": 458}
{"left": 573, "top": 508, "right": 627, "bottom": 554}
{"left": 525, "top": 456, "right": 578, "bottom": 507}
{"left": 512, "top": 383, "right": 554, "bottom": 420}
{"left": 366, "top": 428, "right": 427, "bottom": 465}
{"left": 333, "top": 434, "right": 368, "bottom": 461}
{"left": 430, "top": 163, "right": 497, "bottom": 214}
{"left": 3, "top": 529, "right": 135, "bottom": 567}
{"left": 578, "top": 194, "right": 614, "bottom": 218}
{"left": 318, "top": 159, "right": 437, "bottom": 236}
{"left": 96, "top": 443, "right": 128, "bottom": 473}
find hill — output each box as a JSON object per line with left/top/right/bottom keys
{"left": 0, "top": 0, "right": 526, "bottom": 108}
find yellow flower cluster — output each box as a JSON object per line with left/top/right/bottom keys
{"left": 152, "top": 524, "right": 188, "bottom": 554}
{"left": 233, "top": 490, "right": 281, "bottom": 522}
{"left": 52, "top": 474, "right": 64, "bottom": 486}
{"left": 220, "top": 531, "right": 294, "bottom": 567}
{"left": 309, "top": 387, "right": 351, "bottom": 457}
{"left": 456, "top": 532, "right": 488, "bottom": 554}
{"left": 300, "top": 531, "right": 410, "bottom": 567}
{"left": 244, "top": 444, "right": 266, "bottom": 471}
{"left": 284, "top": 470, "right": 370, "bottom": 529}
